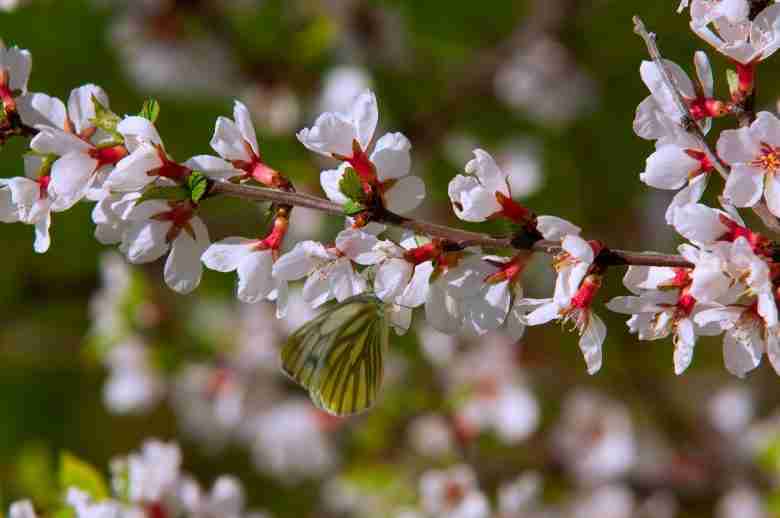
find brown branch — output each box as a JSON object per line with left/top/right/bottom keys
{"left": 210, "top": 181, "right": 692, "bottom": 268}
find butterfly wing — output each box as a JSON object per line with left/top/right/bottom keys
{"left": 282, "top": 295, "right": 388, "bottom": 416}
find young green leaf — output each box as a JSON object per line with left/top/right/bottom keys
{"left": 726, "top": 69, "right": 739, "bottom": 98}
{"left": 343, "top": 199, "right": 367, "bottom": 216}
{"left": 138, "top": 186, "right": 189, "bottom": 204}
{"left": 139, "top": 98, "right": 161, "bottom": 123}
{"left": 90, "top": 95, "right": 121, "bottom": 136}
{"left": 339, "top": 167, "right": 366, "bottom": 202}
{"left": 186, "top": 171, "right": 209, "bottom": 203}
{"left": 59, "top": 452, "right": 109, "bottom": 500}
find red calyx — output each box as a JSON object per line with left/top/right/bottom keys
{"left": 148, "top": 146, "right": 190, "bottom": 182}
{"left": 404, "top": 241, "right": 443, "bottom": 265}
{"left": 145, "top": 503, "right": 167, "bottom": 518}
{"left": 718, "top": 214, "right": 769, "bottom": 254}
{"left": 570, "top": 274, "right": 602, "bottom": 310}
{"left": 37, "top": 175, "right": 51, "bottom": 199}
{"left": 735, "top": 61, "right": 756, "bottom": 97}
{"left": 257, "top": 216, "right": 289, "bottom": 252}
{"left": 495, "top": 192, "right": 532, "bottom": 224}
{"left": 485, "top": 252, "right": 531, "bottom": 284}
{"left": 688, "top": 97, "right": 728, "bottom": 120}
{"left": 684, "top": 149, "right": 713, "bottom": 176}
{"left": 90, "top": 144, "right": 128, "bottom": 169}
{"left": 676, "top": 288, "right": 696, "bottom": 317}
{"left": 0, "top": 69, "right": 15, "bottom": 112}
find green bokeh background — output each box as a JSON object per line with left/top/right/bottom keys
{"left": 2, "top": 1, "right": 780, "bottom": 516}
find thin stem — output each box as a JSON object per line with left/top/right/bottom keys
{"left": 210, "top": 181, "right": 693, "bottom": 268}
{"left": 632, "top": 16, "right": 729, "bottom": 181}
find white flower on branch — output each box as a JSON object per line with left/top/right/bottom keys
{"left": 0, "top": 45, "right": 31, "bottom": 111}
{"left": 719, "top": 111, "right": 780, "bottom": 216}
{"left": 119, "top": 199, "right": 210, "bottom": 294}
{"left": 0, "top": 154, "right": 54, "bottom": 253}
{"left": 689, "top": 2, "right": 780, "bottom": 64}
{"left": 607, "top": 263, "right": 721, "bottom": 374}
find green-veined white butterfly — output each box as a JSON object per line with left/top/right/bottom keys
{"left": 281, "top": 294, "right": 389, "bottom": 417}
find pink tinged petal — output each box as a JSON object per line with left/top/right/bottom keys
{"left": 375, "top": 258, "right": 413, "bottom": 302}
{"left": 16, "top": 92, "right": 67, "bottom": 129}
{"left": 211, "top": 116, "right": 251, "bottom": 162}
{"left": 275, "top": 281, "right": 289, "bottom": 319}
{"left": 303, "top": 274, "right": 333, "bottom": 308}
{"left": 723, "top": 329, "right": 763, "bottom": 378}
{"left": 723, "top": 164, "right": 764, "bottom": 207}
{"left": 766, "top": 331, "right": 780, "bottom": 376}
{"left": 30, "top": 128, "right": 91, "bottom": 156}
{"left": 466, "top": 149, "right": 510, "bottom": 196}
{"left": 124, "top": 199, "right": 170, "bottom": 221}
{"left": 0, "top": 184, "right": 17, "bottom": 223}
{"left": 236, "top": 250, "right": 275, "bottom": 303}
{"left": 371, "top": 132, "right": 411, "bottom": 181}
{"left": 49, "top": 151, "right": 98, "bottom": 209}
{"left": 506, "top": 298, "right": 527, "bottom": 341}
{"left": 388, "top": 305, "right": 412, "bottom": 335}
{"left": 758, "top": 293, "right": 778, "bottom": 327}
{"left": 641, "top": 145, "right": 698, "bottom": 190}
{"left": 425, "top": 283, "right": 463, "bottom": 334}
{"left": 105, "top": 145, "right": 164, "bottom": 192}
{"left": 68, "top": 84, "right": 108, "bottom": 134}
{"left": 672, "top": 203, "right": 728, "bottom": 244}
{"left": 336, "top": 229, "right": 380, "bottom": 264}
{"left": 165, "top": 231, "right": 207, "bottom": 294}
{"left": 1, "top": 46, "right": 32, "bottom": 92}
{"left": 201, "top": 237, "right": 255, "bottom": 273}
{"left": 297, "top": 112, "right": 356, "bottom": 157}
{"left": 184, "top": 155, "right": 242, "bottom": 181}
{"left": 33, "top": 212, "right": 51, "bottom": 253}
{"left": 694, "top": 51, "right": 714, "bottom": 97}
{"left": 634, "top": 96, "right": 670, "bottom": 141}
{"left": 622, "top": 265, "right": 676, "bottom": 293}
{"left": 233, "top": 100, "right": 260, "bottom": 157}
{"left": 717, "top": 127, "right": 760, "bottom": 164}
{"left": 9, "top": 500, "right": 37, "bottom": 518}
{"left": 750, "top": 111, "right": 780, "bottom": 147}
{"left": 765, "top": 172, "right": 780, "bottom": 218}
{"left": 665, "top": 174, "right": 708, "bottom": 224}
{"left": 752, "top": 4, "right": 780, "bottom": 61}
{"left": 117, "top": 116, "right": 163, "bottom": 146}
{"left": 349, "top": 90, "right": 378, "bottom": 151}
{"left": 398, "top": 261, "right": 434, "bottom": 308}
{"left": 330, "top": 258, "right": 366, "bottom": 302}
{"left": 273, "top": 241, "right": 332, "bottom": 281}
{"left": 674, "top": 318, "right": 697, "bottom": 374}
{"left": 524, "top": 301, "right": 560, "bottom": 326}
{"left": 536, "top": 215, "right": 581, "bottom": 240}
{"left": 384, "top": 175, "right": 426, "bottom": 214}
{"left": 120, "top": 221, "right": 170, "bottom": 264}
{"left": 562, "top": 235, "right": 594, "bottom": 263}
{"left": 694, "top": 307, "right": 738, "bottom": 328}
{"left": 465, "top": 280, "right": 511, "bottom": 332}
{"left": 606, "top": 296, "right": 660, "bottom": 315}
{"left": 320, "top": 166, "right": 350, "bottom": 205}
{"left": 690, "top": 264, "right": 731, "bottom": 303}
{"left": 579, "top": 313, "right": 605, "bottom": 375}
{"left": 3, "top": 177, "right": 39, "bottom": 222}
{"left": 639, "top": 60, "right": 695, "bottom": 119}
{"left": 448, "top": 174, "right": 499, "bottom": 222}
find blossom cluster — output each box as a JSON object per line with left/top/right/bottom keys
{"left": 9, "top": 439, "right": 270, "bottom": 518}
{"left": 3, "top": 0, "right": 780, "bottom": 401}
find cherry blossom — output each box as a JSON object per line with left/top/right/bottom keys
{"left": 719, "top": 111, "right": 780, "bottom": 216}
{"left": 119, "top": 199, "right": 210, "bottom": 294}
{"left": 689, "top": 3, "right": 780, "bottom": 64}
{"left": 0, "top": 154, "right": 54, "bottom": 252}
{"left": 448, "top": 148, "right": 532, "bottom": 223}
{"left": 202, "top": 216, "right": 289, "bottom": 312}
{"left": 0, "top": 45, "right": 31, "bottom": 113}
{"left": 419, "top": 465, "right": 490, "bottom": 518}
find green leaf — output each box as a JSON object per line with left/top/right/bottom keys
{"left": 339, "top": 167, "right": 366, "bottom": 202}
{"left": 13, "top": 444, "right": 58, "bottom": 507}
{"left": 343, "top": 199, "right": 366, "bottom": 216}
{"left": 726, "top": 69, "right": 739, "bottom": 97}
{"left": 138, "top": 185, "right": 189, "bottom": 204}
{"left": 139, "top": 99, "right": 160, "bottom": 123}
{"left": 52, "top": 508, "right": 76, "bottom": 518}
{"left": 59, "top": 452, "right": 109, "bottom": 500}
{"left": 186, "top": 171, "right": 209, "bottom": 203}
{"left": 90, "top": 95, "right": 120, "bottom": 137}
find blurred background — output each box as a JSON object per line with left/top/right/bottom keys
{"left": 2, "top": 0, "right": 780, "bottom": 516}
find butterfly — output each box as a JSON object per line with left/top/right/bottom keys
{"left": 281, "top": 294, "right": 389, "bottom": 417}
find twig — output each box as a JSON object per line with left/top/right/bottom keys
{"left": 210, "top": 181, "right": 692, "bottom": 268}
{"left": 632, "top": 16, "right": 729, "bottom": 181}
